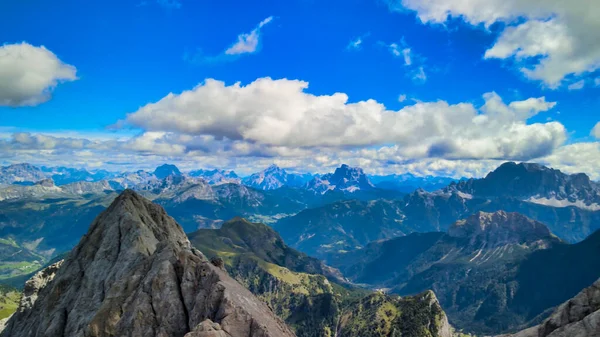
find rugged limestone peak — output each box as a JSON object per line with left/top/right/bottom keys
{"left": 329, "top": 164, "right": 374, "bottom": 187}
{"left": 1, "top": 189, "right": 294, "bottom": 337}
{"left": 242, "top": 164, "right": 289, "bottom": 190}
{"left": 154, "top": 163, "right": 182, "bottom": 179}
{"left": 448, "top": 211, "right": 556, "bottom": 247}
{"left": 501, "top": 278, "right": 600, "bottom": 337}
{"left": 455, "top": 162, "right": 600, "bottom": 207}
{"left": 306, "top": 164, "right": 375, "bottom": 193}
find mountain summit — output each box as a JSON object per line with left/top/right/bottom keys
{"left": 306, "top": 164, "right": 374, "bottom": 194}
{"left": 242, "top": 165, "right": 311, "bottom": 190}
{"left": 1, "top": 189, "right": 294, "bottom": 337}
{"left": 448, "top": 211, "right": 556, "bottom": 248}
{"left": 454, "top": 162, "right": 600, "bottom": 210}
{"left": 153, "top": 163, "right": 182, "bottom": 179}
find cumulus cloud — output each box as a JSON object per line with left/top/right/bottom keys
{"left": 398, "top": 94, "right": 407, "bottom": 102}
{"left": 540, "top": 142, "right": 600, "bottom": 180}
{"left": 0, "top": 43, "right": 77, "bottom": 107}
{"left": 122, "top": 77, "right": 562, "bottom": 161}
{"left": 389, "top": 0, "right": 600, "bottom": 87}
{"left": 592, "top": 122, "right": 600, "bottom": 139}
{"left": 225, "top": 16, "right": 273, "bottom": 55}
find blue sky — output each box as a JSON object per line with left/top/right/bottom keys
{"left": 0, "top": 0, "right": 599, "bottom": 178}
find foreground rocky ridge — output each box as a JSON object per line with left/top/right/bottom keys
{"left": 500, "top": 278, "right": 600, "bottom": 337}
{"left": 1, "top": 190, "right": 294, "bottom": 337}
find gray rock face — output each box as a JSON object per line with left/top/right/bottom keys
{"left": 1, "top": 189, "right": 294, "bottom": 337}
{"left": 501, "top": 279, "right": 600, "bottom": 337}
{"left": 185, "top": 319, "right": 229, "bottom": 337}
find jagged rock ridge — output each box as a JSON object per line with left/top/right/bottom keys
{"left": 1, "top": 189, "right": 294, "bottom": 337}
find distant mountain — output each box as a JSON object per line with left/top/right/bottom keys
{"left": 0, "top": 164, "right": 46, "bottom": 186}
{"left": 329, "top": 211, "right": 600, "bottom": 334}
{"left": 277, "top": 164, "right": 600, "bottom": 257}
{"left": 306, "top": 164, "right": 375, "bottom": 194}
{"left": 370, "top": 173, "right": 458, "bottom": 193}
{"left": 1, "top": 190, "right": 295, "bottom": 337}
{"left": 160, "top": 183, "right": 330, "bottom": 232}
{"left": 152, "top": 163, "right": 181, "bottom": 179}
{"left": 0, "top": 178, "right": 116, "bottom": 201}
{"left": 454, "top": 162, "right": 600, "bottom": 210}
{"left": 40, "top": 166, "right": 114, "bottom": 185}
{"left": 242, "top": 164, "right": 312, "bottom": 190}
{"left": 189, "top": 168, "right": 240, "bottom": 184}
{"left": 274, "top": 199, "right": 415, "bottom": 259}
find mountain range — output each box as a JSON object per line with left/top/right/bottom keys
{"left": 0, "top": 190, "right": 459, "bottom": 337}
{"left": 1, "top": 161, "right": 600, "bottom": 336}
{"left": 328, "top": 210, "right": 600, "bottom": 334}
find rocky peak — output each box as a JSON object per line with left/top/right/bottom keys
{"left": 456, "top": 162, "right": 600, "bottom": 208}
{"left": 1, "top": 189, "right": 294, "bottom": 337}
{"left": 448, "top": 211, "right": 557, "bottom": 247}
{"left": 242, "top": 165, "right": 289, "bottom": 190}
{"left": 307, "top": 164, "right": 374, "bottom": 193}
{"left": 35, "top": 178, "right": 55, "bottom": 187}
{"left": 154, "top": 163, "right": 182, "bottom": 179}
{"left": 264, "top": 164, "right": 283, "bottom": 173}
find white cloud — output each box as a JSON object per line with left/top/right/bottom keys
{"left": 402, "top": 48, "right": 412, "bottom": 65}
{"left": 347, "top": 37, "right": 363, "bottom": 50}
{"left": 390, "top": 0, "right": 600, "bottom": 87}
{"left": 123, "top": 77, "right": 562, "bottom": 161}
{"left": 225, "top": 16, "right": 273, "bottom": 55}
{"left": 398, "top": 94, "right": 407, "bottom": 102}
{"left": 388, "top": 43, "right": 401, "bottom": 57}
{"left": 0, "top": 42, "right": 77, "bottom": 107}
{"left": 411, "top": 66, "right": 427, "bottom": 82}
{"left": 567, "top": 80, "right": 585, "bottom": 91}
{"left": 387, "top": 43, "right": 411, "bottom": 66}
{"left": 540, "top": 142, "right": 600, "bottom": 180}
{"left": 592, "top": 122, "right": 600, "bottom": 139}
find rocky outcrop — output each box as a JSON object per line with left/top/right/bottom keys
{"left": 448, "top": 211, "right": 558, "bottom": 248}
{"left": 16, "top": 260, "right": 63, "bottom": 313}
{"left": 502, "top": 279, "right": 600, "bottom": 337}
{"left": 337, "top": 290, "right": 455, "bottom": 337}
{"left": 1, "top": 189, "right": 294, "bottom": 337}
{"left": 185, "top": 319, "right": 229, "bottom": 337}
